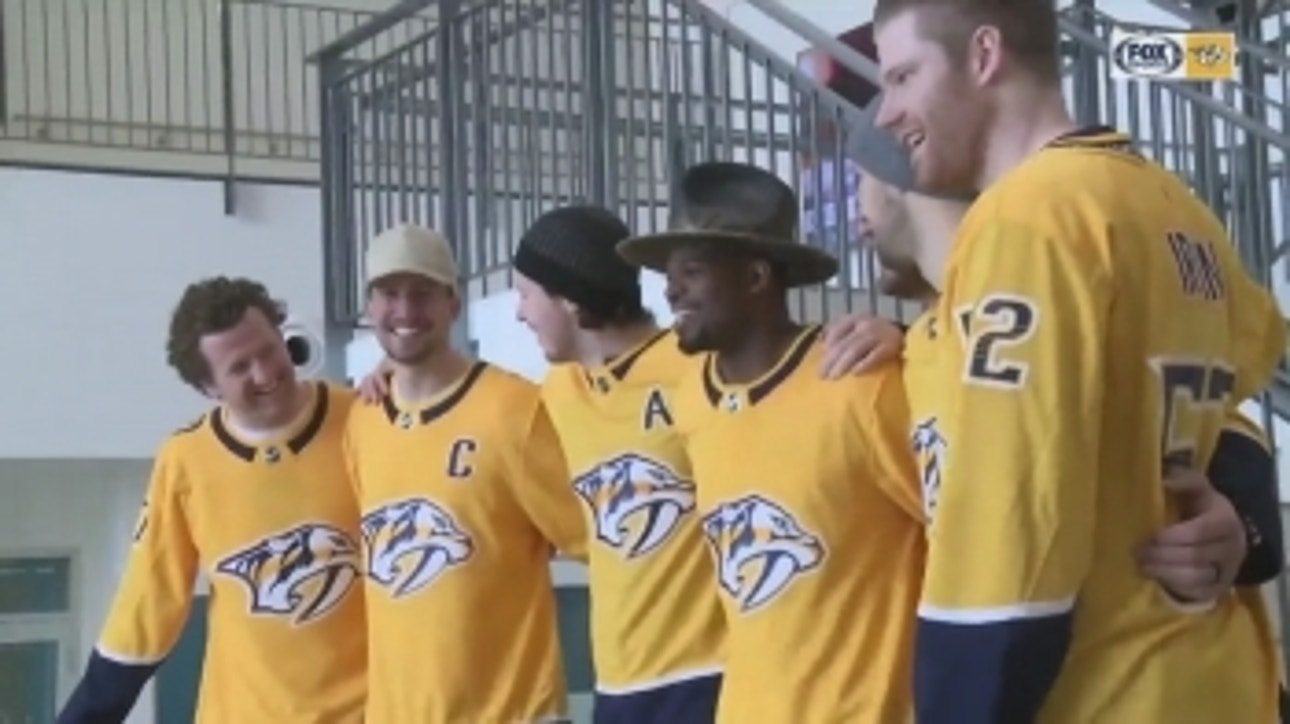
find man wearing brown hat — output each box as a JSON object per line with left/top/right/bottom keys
{"left": 344, "top": 223, "right": 585, "bottom": 723}
{"left": 617, "top": 160, "right": 926, "bottom": 723}
{"left": 844, "top": 94, "right": 1286, "bottom": 722}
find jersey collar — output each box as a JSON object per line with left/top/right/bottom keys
{"left": 210, "top": 381, "right": 330, "bottom": 464}
{"left": 380, "top": 361, "right": 487, "bottom": 429}
{"left": 702, "top": 325, "right": 821, "bottom": 412}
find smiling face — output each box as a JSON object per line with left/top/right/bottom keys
{"left": 514, "top": 272, "right": 580, "bottom": 363}
{"left": 663, "top": 243, "right": 761, "bottom": 355}
{"left": 366, "top": 273, "right": 460, "bottom": 365}
{"left": 198, "top": 307, "right": 299, "bottom": 427}
{"left": 873, "top": 9, "right": 994, "bottom": 195}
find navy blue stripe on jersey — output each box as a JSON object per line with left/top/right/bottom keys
{"left": 594, "top": 674, "right": 721, "bottom": 724}
{"left": 915, "top": 611, "right": 1073, "bottom": 724}
{"left": 1208, "top": 427, "right": 1284, "bottom": 586}
{"left": 58, "top": 650, "right": 157, "bottom": 724}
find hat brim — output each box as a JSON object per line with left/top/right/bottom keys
{"left": 616, "top": 230, "right": 840, "bottom": 287}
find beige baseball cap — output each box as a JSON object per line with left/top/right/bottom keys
{"left": 364, "top": 224, "right": 459, "bottom": 289}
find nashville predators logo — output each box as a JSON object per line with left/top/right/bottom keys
{"left": 1189, "top": 43, "right": 1228, "bottom": 68}
{"left": 215, "top": 522, "right": 361, "bottom": 625}
{"left": 361, "top": 497, "right": 474, "bottom": 598}
{"left": 911, "top": 417, "right": 947, "bottom": 522}
{"left": 573, "top": 453, "right": 696, "bottom": 559}
{"left": 702, "top": 495, "right": 824, "bottom": 613}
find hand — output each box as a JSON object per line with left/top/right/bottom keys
{"left": 1137, "top": 468, "right": 1246, "bottom": 602}
{"left": 354, "top": 361, "right": 393, "bottom": 405}
{"left": 819, "top": 314, "right": 906, "bottom": 379}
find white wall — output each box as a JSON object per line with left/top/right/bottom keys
{"left": 0, "top": 168, "right": 326, "bottom": 458}
{"left": 0, "top": 458, "right": 156, "bottom": 724}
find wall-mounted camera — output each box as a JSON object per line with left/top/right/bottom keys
{"left": 281, "top": 315, "right": 325, "bottom": 378}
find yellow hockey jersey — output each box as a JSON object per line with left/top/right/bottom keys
{"left": 909, "top": 129, "right": 1286, "bottom": 724}
{"left": 61, "top": 382, "right": 366, "bottom": 724}
{"left": 675, "top": 326, "right": 925, "bottom": 724}
{"left": 345, "top": 361, "right": 584, "bottom": 723}
{"left": 540, "top": 330, "right": 725, "bottom": 693}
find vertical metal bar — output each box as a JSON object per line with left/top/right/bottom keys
{"left": 161, "top": 0, "right": 171, "bottom": 135}
{"left": 437, "top": 0, "right": 468, "bottom": 350}
{"left": 142, "top": 0, "right": 152, "bottom": 134}
{"left": 0, "top": 0, "right": 8, "bottom": 123}
{"left": 282, "top": 5, "right": 294, "bottom": 157}
{"left": 623, "top": 0, "right": 640, "bottom": 230}
{"left": 62, "top": 1, "right": 73, "bottom": 134}
{"left": 470, "top": 14, "right": 490, "bottom": 281}
{"left": 261, "top": 0, "right": 273, "bottom": 150}
{"left": 83, "top": 0, "right": 93, "bottom": 141}
{"left": 102, "top": 0, "right": 112, "bottom": 142}
{"left": 501, "top": 0, "right": 518, "bottom": 286}
{"left": 395, "top": 46, "right": 410, "bottom": 222}
{"left": 201, "top": 0, "right": 211, "bottom": 150}
{"left": 582, "top": 0, "right": 610, "bottom": 207}
{"left": 319, "top": 58, "right": 342, "bottom": 323}
{"left": 220, "top": 0, "right": 237, "bottom": 215}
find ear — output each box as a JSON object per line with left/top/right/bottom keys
{"left": 969, "top": 24, "right": 1003, "bottom": 86}
{"left": 747, "top": 258, "right": 776, "bottom": 294}
{"left": 448, "top": 291, "right": 464, "bottom": 320}
{"left": 201, "top": 382, "right": 221, "bottom": 401}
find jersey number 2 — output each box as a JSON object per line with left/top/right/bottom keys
{"left": 962, "top": 296, "right": 1037, "bottom": 388}
{"left": 1152, "top": 359, "right": 1235, "bottom": 469}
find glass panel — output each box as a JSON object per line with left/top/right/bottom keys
{"left": 0, "top": 640, "right": 59, "bottom": 724}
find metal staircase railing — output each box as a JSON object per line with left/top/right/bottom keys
{"left": 315, "top": 0, "right": 921, "bottom": 328}
{"left": 315, "top": 0, "right": 1287, "bottom": 335}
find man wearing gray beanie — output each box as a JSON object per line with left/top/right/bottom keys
{"left": 522, "top": 204, "right": 915, "bottom": 723}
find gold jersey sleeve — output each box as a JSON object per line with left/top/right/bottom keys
{"left": 502, "top": 396, "right": 587, "bottom": 560}
{"left": 912, "top": 131, "right": 1283, "bottom": 724}
{"left": 98, "top": 438, "right": 200, "bottom": 663}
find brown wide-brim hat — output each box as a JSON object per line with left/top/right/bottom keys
{"left": 617, "top": 161, "right": 839, "bottom": 287}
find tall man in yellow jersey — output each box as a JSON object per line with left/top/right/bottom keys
{"left": 870, "top": 1, "right": 1288, "bottom": 720}
{"left": 344, "top": 224, "right": 584, "bottom": 723}
{"left": 844, "top": 95, "right": 1286, "bottom": 721}
{"left": 618, "top": 161, "right": 927, "bottom": 724}
{"left": 60, "top": 277, "right": 366, "bottom": 724}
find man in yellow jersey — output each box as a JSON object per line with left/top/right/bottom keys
{"left": 513, "top": 205, "right": 727, "bottom": 722}
{"left": 345, "top": 223, "right": 584, "bottom": 723}
{"left": 60, "top": 277, "right": 366, "bottom": 724}
{"left": 869, "top": 1, "right": 1288, "bottom": 720}
{"left": 845, "top": 96, "right": 1286, "bottom": 720}
{"left": 617, "top": 160, "right": 927, "bottom": 723}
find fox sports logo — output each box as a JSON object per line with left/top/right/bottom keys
{"left": 1113, "top": 34, "right": 1185, "bottom": 78}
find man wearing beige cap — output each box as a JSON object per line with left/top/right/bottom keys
{"left": 344, "top": 223, "right": 585, "bottom": 723}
